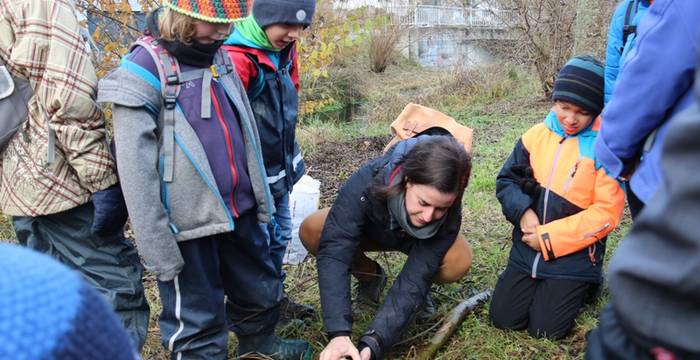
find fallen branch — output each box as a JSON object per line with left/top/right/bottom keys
{"left": 417, "top": 290, "right": 492, "bottom": 360}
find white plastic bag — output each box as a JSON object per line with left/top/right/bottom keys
{"left": 283, "top": 175, "right": 321, "bottom": 265}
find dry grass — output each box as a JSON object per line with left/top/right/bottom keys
{"left": 368, "top": 25, "right": 402, "bottom": 73}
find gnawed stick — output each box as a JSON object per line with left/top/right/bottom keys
{"left": 417, "top": 290, "right": 491, "bottom": 360}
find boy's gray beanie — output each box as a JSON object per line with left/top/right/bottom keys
{"left": 253, "top": 0, "right": 316, "bottom": 29}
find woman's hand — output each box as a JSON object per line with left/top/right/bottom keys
{"left": 320, "top": 336, "right": 361, "bottom": 360}
{"left": 520, "top": 209, "right": 541, "bottom": 251}
{"left": 360, "top": 347, "right": 372, "bottom": 360}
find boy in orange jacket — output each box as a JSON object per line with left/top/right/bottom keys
{"left": 490, "top": 55, "right": 625, "bottom": 339}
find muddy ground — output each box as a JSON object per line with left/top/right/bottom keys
{"left": 304, "top": 134, "right": 392, "bottom": 208}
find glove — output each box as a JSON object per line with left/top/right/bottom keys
{"left": 510, "top": 164, "right": 542, "bottom": 198}
{"left": 91, "top": 183, "right": 129, "bottom": 237}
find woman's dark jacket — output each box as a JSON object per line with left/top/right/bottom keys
{"left": 316, "top": 136, "right": 462, "bottom": 357}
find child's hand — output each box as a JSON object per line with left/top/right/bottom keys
{"left": 522, "top": 232, "right": 541, "bottom": 251}
{"left": 519, "top": 209, "right": 540, "bottom": 234}
{"left": 520, "top": 209, "right": 541, "bottom": 251}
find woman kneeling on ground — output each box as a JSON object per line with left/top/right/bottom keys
{"left": 300, "top": 135, "right": 473, "bottom": 360}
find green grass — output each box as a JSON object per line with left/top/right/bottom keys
{"left": 0, "top": 63, "right": 630, "bottom": 359}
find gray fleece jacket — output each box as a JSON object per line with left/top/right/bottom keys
{"left": 97, "top": 50, "right": 273, "bottom": 281}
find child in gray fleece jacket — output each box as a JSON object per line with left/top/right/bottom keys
{"left": 97, "top": 3, "right": 311, "bottom": 360}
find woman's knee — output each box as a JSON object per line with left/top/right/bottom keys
{"left": 298, "top": 208, "right": 330, "bottom": 255}
{"left": 435, "top": 234, "right": 472, "bottom": 284}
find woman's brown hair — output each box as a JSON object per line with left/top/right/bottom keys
{"left": 372, "top": 135, "right": 472, "bottom": 200}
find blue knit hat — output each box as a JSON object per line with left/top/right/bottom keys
{"left": 252, "top": 0, "right": 316, "bottom": 29}
{"left": 0, "top": 244, "right": 138, "bottom": 360}
{"left": 552, "top": 55, "right": 605, "bottom": 116}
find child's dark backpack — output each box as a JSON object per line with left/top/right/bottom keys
{"left": 0, "top": 57, "right": 57, "bottom": 162}
{"left": 129, "top": 35, "right": 235, "bottom": 182}
{"left": 0, "top": 57, "right": 32, "bottom": 152}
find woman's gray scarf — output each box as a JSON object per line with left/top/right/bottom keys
{"left": 387, "top": 169, "right": 446, "bottom": 239}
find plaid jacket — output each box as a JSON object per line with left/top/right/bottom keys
{"left": 0, "top": 0, "right": 117, "bottom": 216}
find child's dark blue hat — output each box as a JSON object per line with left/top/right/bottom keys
{"left": 253, "top": 0, "right": 316, "bottom": 29}
{"left": 0, "top": 244, "right": 138, "bottom": 360}
{"left": 552, "top": 55, "right": 605, "bottom": 116}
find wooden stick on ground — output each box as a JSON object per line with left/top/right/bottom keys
{"left": 417, "top": 290, "right": 492, "bottom": 360}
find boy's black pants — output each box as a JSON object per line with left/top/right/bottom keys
{"left": 489, "top": 265, "right": 597, "bottom": 339}
{"left": 157, "top": 212, "right": 282, "bottom": 360}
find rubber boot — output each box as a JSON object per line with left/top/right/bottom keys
{"left": 353, "top": 263, "right": 388, "bottom": 321}
{"left": 236, "top": 331, "right": 313, "bottom": 360}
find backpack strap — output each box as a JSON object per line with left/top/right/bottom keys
{"left": 621, "top": 0, "right": 640, "bottom": 53}
{"left": 131, "top": 36, "right": 181, "bottom": 182}
{"left": 178, "top": 49, "right": 234, "bottom": 119}
{"left": 129, "top": 37, "right": 236, "bottom": 182}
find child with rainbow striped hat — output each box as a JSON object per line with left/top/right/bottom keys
{"left": 98, "top": 1, "right": 312, "bottom": 358}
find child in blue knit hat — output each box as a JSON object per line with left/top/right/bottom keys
{"left": 223, "top": 0, "right": 317, "bottom": 322}
{"left": 0, "top": 243, "right": 138, "bottom": 360}
{"left": 489, "top": 55, "right": 625, "bottom": 340}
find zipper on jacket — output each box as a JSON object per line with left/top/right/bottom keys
{"left": 533, "top": 136, "right": 567, "bottom": 277}
{"left": 562, "top": 157, "right": 582, "bottom": 194}
{"left": 542, "top": 136, "right": 567, "bottom": 223}
{"left": 275, "top": 71, "right": 291, "bottom": 190}
{"left": 584, "top": 223, "right": 610, "bottom": 266}
{"left": 583, "top": 223, "right": 610, "bottom": 239}
{"left": 221, "top": 84, "right": 277, "bottom": 233}
{"left": 531, "top": 252, "right": 541, "bottom": 278}
{"left": 211, "top": 86, "right": 240, "bottom": 218}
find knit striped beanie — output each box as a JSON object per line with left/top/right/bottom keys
{"left": 164, "top": 0, "right": 252, "bottom": 23}
{"left": 0, "top": 244, "right": 138, "bottom": 360}
{"left": 552, "top": 55, "right": 605, "bottom": 116}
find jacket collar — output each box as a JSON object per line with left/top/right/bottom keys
{"left": 223, "top": 35, "right": 295, "bottom": 72}
{"left": 544, "top": 110, "right": 600, "bottom": 139}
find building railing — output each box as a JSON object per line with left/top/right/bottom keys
{"left": 364, "top": 5, "right": 516, "bottom": 29}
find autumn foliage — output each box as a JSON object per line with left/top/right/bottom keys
{"left": 80, "top": 0, "right": 383, "bottom": 119}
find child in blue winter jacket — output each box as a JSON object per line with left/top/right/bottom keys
{"left": 97, "top": 1, "right": 311, "bottom": 359}
{"left": 223, "top": 0, "right": 316, "bottom": 320}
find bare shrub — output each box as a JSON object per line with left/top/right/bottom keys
{"left": 369, "top": 25, "right": 402, "bottom": 73}
{"left": 487, "top": 0, "right": 577, "bottom": 97}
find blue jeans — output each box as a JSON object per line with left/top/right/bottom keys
{"left": 158, "top": 212, "right": 282, "bottom": 360}
{"left": 269, "top": 193, "right": 292, "bottom": 280}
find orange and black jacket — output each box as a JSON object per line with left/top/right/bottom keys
{"left": 496, "top": 111, "right": 625, "bottom": 282}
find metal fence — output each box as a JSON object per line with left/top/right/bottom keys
{"left": 379, "top": 5, "right": 515, "bottom": 28}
